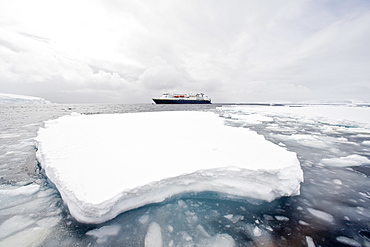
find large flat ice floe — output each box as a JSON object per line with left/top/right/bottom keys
{"left": 36, "top": 111, "right": 303, "bottom": 224}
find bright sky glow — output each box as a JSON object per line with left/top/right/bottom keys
{"left": 1, "top": 0, "right": 370, "bottom": 103}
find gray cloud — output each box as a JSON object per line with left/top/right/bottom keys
{"left": 0, "top": 0, "right": 370, "bottom": 103}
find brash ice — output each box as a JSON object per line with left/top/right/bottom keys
{"left": 35, "top": 111, "right": 303, "bottom": 224}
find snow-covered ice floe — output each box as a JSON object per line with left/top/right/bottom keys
{"left": 0, "top": 93, "right": 51, "bottom": 104}
{"left": 35, "top": 111, "right": 303, "bottom": 224}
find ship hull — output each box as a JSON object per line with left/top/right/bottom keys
{"left": 152, "top": 99, "right": 211, "bottom": 104}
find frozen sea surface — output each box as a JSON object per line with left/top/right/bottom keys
{"left": 0, "top": 103, "right": 370, "bottom": 246}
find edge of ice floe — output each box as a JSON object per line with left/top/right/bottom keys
{"left": 35, "top": 159, "right": 302, "bottom": 224}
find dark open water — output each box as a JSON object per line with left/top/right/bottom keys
{"left": 0, "top": 104, "right": 369, "bottom": 246}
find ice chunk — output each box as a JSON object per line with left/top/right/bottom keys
{"left": 229, "top": 113, "right": 273, "bottom": 124}
{"left": 70, "top": 112, "right": 81, "bottom": 116}
{"left": 224, "top": 214, "right": 233, "bottom": 220}
{"left": 332, "top": 179, "right": 342, "bottom": 185}
{"left": 144, "top": 222, "right": 162, "bottom": 247}
{"left": 86, "top": 225, "right": 120, "bottom": 244}
{"left": 275, "top": 215, "right": 289, "bottom": 221}
{"left": 299, "top": 220, "right": 309, "bottom": 226}
{"left": 224, "top": 214, "right": 243, "bottom": 224}
{"left": 336, "top": 236, "right": 361, "bottom": 247}
{"left": 307, "top": 208, "right": 334, "bottom": 223}
{"left": 36, "top": 216, "right": 61, "bottom": 228}
{"left": 0, "top": 215, "right": 35, "bottom": 239}
{"left": 321, "top": 154, "right": 370, "bottom": 167}
{"left": 139, "top": 214, "right": 150, "bottom": 224}
{"left": 306, "top": 236, "right": 316, "bottom": 247}
{"left": 36, "top": 111, "right": 303, "bottom": 224}
{"left": 0, "top": 227, "right": 50, "bottom": 247}
{"left": 287, "top": 134, "right": 328, "bottom": 148}
{"left": 363, "top": 141, "right": 370, "bottom": 146}
{"left": 196, "top": 224, "right": 211, "bottom": 238}
{"left": 0, "top": 184, "right": 40, "bottom": 196}
{"left": 253, "top": 226, "right": 262, "bottom": 237}
{"left": 200, "top": 234, "right": 235, "bottom": 247}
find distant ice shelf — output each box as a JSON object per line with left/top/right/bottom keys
{"left": 0, "top": 93, "right": 51, "bottom": 104}
{"left": 35, "top": 111, "right": 303, "bottom": 224}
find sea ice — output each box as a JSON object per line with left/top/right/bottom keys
{"left": 336, "top": 236, "right": 361, "bottom": 247}
{"left": 363, "top": 141, "right": 370, "bottom": 146}
{"left": 299, "top": 220, "right": 310, "bottom": 226}
{"left": 0, "top": 184, "right": 40, "bottom": 196}
{"left": 307, "top": 208, "right": 334, "bottom": 223}
{"left": 36, "top": 111, "right": 303, "bottom": 224}
{"left": 321, "top": 154, "right": 370, "bottom": 167}
{"left": 287, "top": 134, "right": 328, "bottom": 148}
{"left": 0, "top": 215, "right": 35, "bottom": 239}
{"left": 144, "top": 222, "right": 163, "bottom": 247}
{"left": 253, "top": 226, "right": 262, "bottom": 237}
{"left": 200, "top": 233, "right": 235, "bottom": 247}
{"left": 306, "top": 236, "right": 316, "bottom": 247}
{"left": 228, "top": 113, "right": 273, "bottom": 124}
{"left": 224, "top": 214, "right": 243, "bottom": 224}
{"left": 86, "top": 225, "right": 121, "bottom": 244}
{"left": 0, "top": 226, "right": 50, "bottom": 247}
{"left": 221, "top": 105, "right": 370, "bottom": 127}
{"left": 332, "top": 179, "right": 342, "bottom": 185}
{"left": 139, "top": 214, "right": 150, "bottom": 224}
{"left": 275, "top": 215, "right": 289, "bottom": 221}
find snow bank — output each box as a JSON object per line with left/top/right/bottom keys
{"left": 36, "top": 111, "right": 303, "bottom": 224}
{"left": 0, "top": 93, "right": 51, "bottom": 104}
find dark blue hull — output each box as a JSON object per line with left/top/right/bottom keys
{"left": 152, "top": 99, "right": 211, "bottom": 104}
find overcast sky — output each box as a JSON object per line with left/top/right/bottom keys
{"left": 1, "top": 0, "right": 370, "bottom": 103}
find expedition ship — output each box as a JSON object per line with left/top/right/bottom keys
{"left": 152, "top": 93, "right": 211, "bottom": 104}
